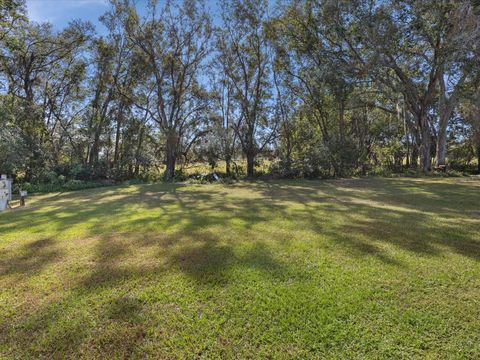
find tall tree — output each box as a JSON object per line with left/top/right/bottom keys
{"left": 350, "top": 0, "right": 479, "bottom": 173}
{"left": 270, "top": 0, "right": 363, "bottom": 176}
{"left": 435, "top": 2, "right": 480, "bottom": 167}
{"left": 113, "top": 0, "right": 213, "bottom": 181}
{"left": 1, "top": 21, "right": 89, "bottom": 180}
{"left": 210, "top": 71, "right": 238, "bottom": 176}
{"left": 218, "top": 0, "right": 278, "bottom": 177}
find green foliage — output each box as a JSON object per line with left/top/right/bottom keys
{"left": 0, "top": 96, "right": 27, "bottom": 175}
{"left": 14, "top": 179, "right": 113, "bottom": 194}
{"left": 2, "top": 0, "right": 480, "bottom": 186}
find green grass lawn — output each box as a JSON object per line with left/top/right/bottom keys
{"left": 1, "top": 177, "right": 479, "bottom": 359}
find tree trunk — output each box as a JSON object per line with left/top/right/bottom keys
{"left": 410, "top": 143, "right": 418, "bottom": 169}
{"left": 436, "top": 117, "right": 448, "bottom": 167}
{"left": 419, "top": 125, "right": 431, "bottom": 174}
{"left": 339, "top": 99, "right": 346, "bottom": 143}
{"left": 88, "top": 126, "right": 102, "bottom": 166}
{"left": 405, "top": 134, "right": 410, "bottom": 168}
{"left": 477, "top": 144, "right": 480, "bottom": 174}
{"left": 436, "top": 74, "right": 454, "bottom": 168}
{"left": 134, "top": 126, "right": 144, "bottom": 177}
{"left": 113, "top": 112, "right": 122, "bottom": 171}
{"left": 225, "top": 154, "right": 231, "bottom": 177}
{"left": 403, "top": 107, "right": 410, "bottom": 168}
{"left": 283, "top": 128, "right": 293, "bottom": 172}
{"left": 246, "top": 151, "right": 255, "bottom": 178}
{"left": 164, "top": 131, "right": 177, "bottom": 181}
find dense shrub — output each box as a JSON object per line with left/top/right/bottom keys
{"left": 14, "top": 180, "right": 114, "bottom": 194}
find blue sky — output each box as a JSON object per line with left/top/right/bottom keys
{"left": 26, "top": 0, "right": 111, "bottom": 33}
{"left": 25, "top": 0, "right": 221, "bottom": 34}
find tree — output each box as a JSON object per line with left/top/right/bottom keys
{"left": 113, "top": 0, "right": 213, "bottom": 181}
{"left": 349, "top": 0, "right": 479, "bottom": 173}
{"left": 0, "top": 0, "right": 25, "bottom": 41}
{"left": 0, "top": 93, "right": 26, "bottom": 175}
{"left": 434, "top": 1, "right": 479, "bottom": 167}
{"left": 210, "top": 44, "right": 240, "bottom": 177}
{"left": 2, "top": 0, "right": 480, "bottom": 184}
{"left": 217, "top": 0, "right": 278, "bottom": 177}
{"left": 270, "top": 0, "right": 365, "bottom": 176}
{"left": 1, "top": 20, "right": 89, "bottom": 180}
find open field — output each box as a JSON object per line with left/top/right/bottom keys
{"left": 1, "top": 177, "right": 479, "bottom": 359}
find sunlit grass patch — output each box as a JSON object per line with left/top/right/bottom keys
{"left": 0, "top": 177, "right": 479, "bottom": 358}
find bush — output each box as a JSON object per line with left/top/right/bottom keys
{"left": 13, "top": 180, "right": 113, "bottom": 194}
{"left": 184, "top": 171, "right": 231, "bottom": 184}
{"left": 445, "top": 170, "right": 467, "bottom": 177}
{"left": 269, "top": 143, "right": 334, "bottom": 179}
{"left": 173, "top": 169, "right": 188, "bottom": 182}
{"left": 64, "top": 180, "right": 86, "bottom": 190}
{"left": 64, "top": 180, "right": 112, "bottom": 191}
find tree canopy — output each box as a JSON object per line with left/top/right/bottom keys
{"left": 1, "top": 0, "right": 479, "bottom": 185}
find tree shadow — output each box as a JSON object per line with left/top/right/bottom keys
{"left": 246, "top": 178, "right": 480, "bottom": 263}
{"left": 0, "top": 238, "right": 62, "bottom": 278}
{"left": 169, "top": 233, "right": 289, "bottom": 286}
{"left": 1, "top": 177, "right": 480, "bottom": 357}
{"left": 1, "top": 227, "right": 292, "bottom": 357}
{"left": 80, "top": 232, "right": 167, "bottom": 290}
{"left": 2, "top": 178, "right": 479, "bottom": 274}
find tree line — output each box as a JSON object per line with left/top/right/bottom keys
{"left": 1, "top": 0, "right": 480, "bottom": 184}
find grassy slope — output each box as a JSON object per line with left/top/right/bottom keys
{"left": 0, "top": 177, "right": 479, "bottom": 359}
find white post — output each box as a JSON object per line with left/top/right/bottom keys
{"left": 0, "top": 175, "right": 9, "bottom": 212}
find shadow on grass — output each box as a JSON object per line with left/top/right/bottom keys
{"left": 1, "top": 177, "right": 480, "bottom": 356}
{"left": 0, "top": 238, "right": 62, "bottom": 278}
{"left": 245, "top": 178, "right": 480, "bottom": 262}
{"left": 78, "top": 228, "right": 290, "bottom": 290}
{"left": 1, "top": 178, "right": 479, "bottom": 268}
{"left": 1, "top": 228, "right": 292, "bottom": 357}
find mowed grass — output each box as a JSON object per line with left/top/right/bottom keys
{"left": 0, "top": 178, "right": 479, "bottom": 359}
